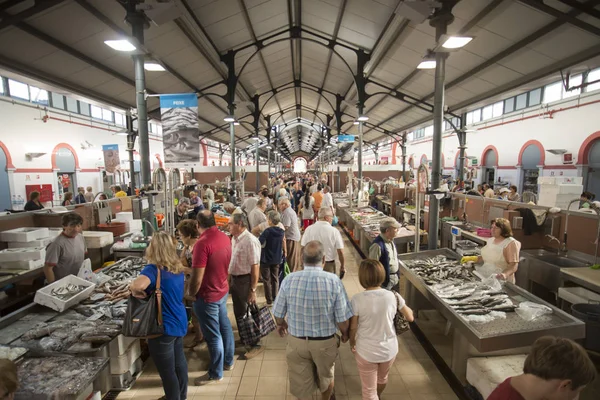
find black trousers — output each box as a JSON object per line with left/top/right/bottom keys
{"left": 260, "top": 263, "right": 280, "bottom": 304}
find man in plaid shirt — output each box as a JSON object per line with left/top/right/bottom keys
{"left": 273, "top": 241, "right": 353, "bottom": 400}
{"left": 228, "top": 213, "right": 264, "bottom": 360}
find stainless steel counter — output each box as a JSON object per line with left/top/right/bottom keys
{"left": 399, "top": 248, "right": 585, "bottom": 384}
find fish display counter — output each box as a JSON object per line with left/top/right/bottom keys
{"left": 0, "top": 256, "right": 148, "bottom": 397}
{"left": 398, "top": 249, "right": 585, "bottom": 385}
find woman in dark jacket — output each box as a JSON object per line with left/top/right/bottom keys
{"left": 258, "top": 210, "right": 286, "bottom": 305}
{"left": 24, "top": 191, "right": 44, "bottom": 211}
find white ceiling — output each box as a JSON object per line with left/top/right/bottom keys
{"left": 0, "top": 0, "right": 599, "bottom": 157}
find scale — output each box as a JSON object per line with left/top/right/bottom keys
{"left": 450, "top": 226, "right": 481, "bottom": 256}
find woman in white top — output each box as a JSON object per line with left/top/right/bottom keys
{"left": 350, "top": 259, "right": 414, "bottom": 400}
{"left": 298, "top": 191, "right": 315, "bottom": 231}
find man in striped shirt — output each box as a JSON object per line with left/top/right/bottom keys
{"left": 273, "top": 241, "right": 353, "bottom": 400}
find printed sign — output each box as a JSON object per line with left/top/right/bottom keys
{"left": 102, "top": 144, "right": 120, "bottom": 174}
{"left": 337, "top": 135, "right": 356, "bottom": 143}
{"left": 161, "top": 93, "right": 200, "bottom": 166}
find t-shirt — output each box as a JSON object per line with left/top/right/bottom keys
{"left": 24, "top": 200, "right": 44, "bottom": 211}
{"left": 259, "top": 226, "right": 285, "bottom": 265}
{"left": 294, "top": 190, "right": 304, "bottom": 211}
{"left": 299, "top": 196, "right": 315, "bottom": 220}
{"left": 281, "top": 206, "right": 301, "bottom": 241}
{"left": 140, "top": 264, "right": 188, "bottom": 337}
{"left": 301, "top": 221, "right": 343, "bottom": 262}
{"left": 313, "top": 191, "right": 324, "bottom": 211}
{"left": 322, "top": 192, "right": 333, "bottom": 211}
{"left": 45, "top": 233, "right": 86, "bottom": 281}
{"left": 115, "top": 191, "right": 127, "bottom": 197}
{"left": 351, "top": 289, "right": 400, "bottom": 363}
{"left": 488, "top": 378, "right": 525, "bottom": 400}
{"left": 242, "top": 197, "right": 259, "bottom": 214}
{"left": 248, "top": 207, "right": 267, "bottom": 230}
{"left": 192, "top": 226, "right": 232, "bottom": 302}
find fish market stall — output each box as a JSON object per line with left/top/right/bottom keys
{"left": 333, "top": 195, "right": 350, "bottom": 225}
{"left": 398, "top": 249, "right": 585, "bottom": 384}
{"left": 0, "top": 256, "right": 148, "bottom": 395}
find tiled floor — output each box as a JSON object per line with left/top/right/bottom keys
{"left": 117, "top": 231, "right": 459, "bottom": 400}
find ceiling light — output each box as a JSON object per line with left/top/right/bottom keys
{"left": 252, "top": 136, "right": 260, "bottom": 141}
{"left": 104, "top": 39, "right": 136, "bottom": 52}
{"left": 326, "top": 144, "right": 332, "bottom": 148}
{"left": 113, "top": 130, "right": 130, "bottom": 136}
{"left": 417, "top": 52, "right": 436, "bottom": 69}
{"left": 266, "top": 145, "right": 272, "bottom": 150}
{"left": 440, "top": 35, "right": 473, "bottom": 49}
{"left": 144, "top": 62, "right": 165, "bottom": 72}
{"left": 233, "top": 121, "right": 240, "bottom": 126}
{"left": 357, "top": 115, "right": 369, "bottom": 122}
{"left": 353, "top": 121, "right": 360, "bottom": 125}
{"left": 224, "top": 115, "right": 235, "bottom": 122}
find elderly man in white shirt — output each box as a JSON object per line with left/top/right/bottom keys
{"left": 227, "top": 213, "right": 264, "bottom": 359}
{"left": 248, "top": 198, "right": 267, "bottom": 230}
{"left": 278, "top": 197, "right": 302, "bottom": 273}
{"left": 321, "top": 185, "right": 334, "bottom": 215}
{"left": 301, "top": 207, "right": 345, "bottom": 276}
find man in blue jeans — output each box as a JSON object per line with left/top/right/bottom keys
{"left": 188, "top": 211, "right": 235, "bottom": 385}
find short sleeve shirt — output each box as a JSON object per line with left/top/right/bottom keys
{"left": 281, "top": 207, "right": 301, "bottom": 241}
{"left": 301, "top": 221, "right": 343, "bottom": 262}
{"left": 248, "top": 207, "right": 267, "bottom": 230}
{"left": 488, "top": 378, "right": 525, "bottom": 400}
{"left": 229, "top": 230, "right": 261, "bottom": 275}
{"left": 45, "top": 233, "right": 86, "bottom": 280}
{"left": 192, "top": 226, "right": 232, "bottom": 302}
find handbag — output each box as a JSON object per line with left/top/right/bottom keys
{"left": 283, "top": 261, "right": 291, "bottom": 278}
{"left": 392, "top": 290, "right": 410, "bottom": 335}
{"left": 122, "top": 266, "right": 164, "bottom": 338}
{"left": 236, "top": 303, "right": 277, "bottom": 346}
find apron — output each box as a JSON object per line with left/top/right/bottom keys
{"left": 477, "top": 237, "right": 516, "bottom": 283}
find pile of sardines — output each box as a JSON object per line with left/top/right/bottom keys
{"left": 403, "top": 255, "right": 478, "bottom": 285}
{"left": 434, "top": 282, "right": 517, "bottom": 316}
{"left": 50, "top": 283, "right": 86, "bottom": 301}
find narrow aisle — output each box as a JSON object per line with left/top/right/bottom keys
{"left": 118, "top": 231, "right": 458, "bottom": 400}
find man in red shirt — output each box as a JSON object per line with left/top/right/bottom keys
{"left": 187, "top": 210, "right": 235, "bottom": 385}
{"left": 488, "top": 336, "right": 596, "bottom": 400}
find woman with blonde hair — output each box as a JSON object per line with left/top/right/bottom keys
{"left": 130, "top": 231, "right": 188, "bottom": 400}
{"left": 350, "top": 259, "right": 414, "bottom": 400}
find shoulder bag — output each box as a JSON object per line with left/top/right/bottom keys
{"left": 123, "top": 266, "right": 164, "bottom": 338}
{"left": 392, "top": 290, "right": 410, "bottom": 335}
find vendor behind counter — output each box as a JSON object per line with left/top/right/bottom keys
{"left": 43, "top": 212, "right": 87, "bottom": 283}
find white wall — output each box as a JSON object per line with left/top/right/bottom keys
{"left": 0, "top": 99, "right": 164, "bottom": 203}
{"left": 404, "top": 91, "right": 600, "bottom": 190}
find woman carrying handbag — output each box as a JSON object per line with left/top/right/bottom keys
{"left": 130, "top": 232, "right": 188, "bottom": 400}
{"left": 349, "top": 259, "right": 414, "bottom": 400}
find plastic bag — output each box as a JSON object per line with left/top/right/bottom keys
{"left": 516, "top": 301, "right": 552, "bottom": 321}
{"left": 77, "top": 259, "right": 95, "bottom": 283}
{"left": 481, "top": 276, "right": 502, "bottom": 292}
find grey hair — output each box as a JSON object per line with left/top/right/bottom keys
{"left": 267, "top": 210, "right": 281, "bottom": 225}
{"left": 324, "top": 185, "right": 331, "bottom": 192}
{"left": 179, "top": 197, "right": 190, "bottom": 205}
{"left": 303, "top": 240, "right": 324, "bottom": 266}
{"left": 318, "top": 207, "right": 333, "bottom": 219}
{"left": 278, "top": 198, "right": 290, "bottom": 206}
{"left": 223, "top": 202, "right": 235, "bottom": 211}
{"left": 231, "top": 212, "right": 249, "bottom": 229}
{"left": 256, "top": 198, "right": 266, "bottom": 207}
{"left": 380, "top": 218, "right": 399, "bottom": 234}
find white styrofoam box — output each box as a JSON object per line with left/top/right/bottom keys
{"left": 110, "top": 340, "right": 142, "bottom": 375}
{"left": 47, "top": 228, "right": 62, "bottom": 239}
{"left": 115, "top": 212, "right": 133, "bottom": 221}
{"left": 539, "top": 184, "right": 583, "bottom": 195}
{"left": 128, "top": 220, "right": 143, "bottom": 232}
{"left": 34, "top": 275, "right": 96, "bottom": 312}
{"left": 538, "top": 177, "right": 583, "bottom": 185}
{"left": 0, "top": 258, "right": 44, "bottom": 270}
{"left": 466, "top": 355, "right": 527, "bottom": 399}
{"left": 0, "top": 227, "right": 49, "bottom": 242}
{"left": 0, "top": 247, "right": 45, "bottom": 262}
{"left": 109, "top": 335, "right": 139, "bottom": 357}
{"left": 7, "top": 237, "right": 53, "bottom": 249}
{"left": 111, "top": 357, "right": 143, "bottom": 389}
{"left": 83, "top": 231, "right": 114, "bottom": 249}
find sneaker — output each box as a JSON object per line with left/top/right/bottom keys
{"left": 194, "top": 373, "right": 223, "bottom": 386}
{"left": 224, "top": 362, "right": 235, "bottom": 371}
{"left": 243, "top": 345, "right": 264, "bottom": 360}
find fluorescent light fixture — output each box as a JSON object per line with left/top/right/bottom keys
{"left": 266, "top": 145, "right": 272, "bottom": 149}
{"left": 326, "top": 144, "right": 332, "bottom": 148}
{"left": 224, "top": 115, "right": 235, "bottom": 122}
{"left": 417, "top": 58, "right": 436, "bottom": 69}
{"left": 144, "top": 62, "right": 165, "bottom": 71}
{"left": 357, "top": 115, "right": 369, "bottom": 122}
{"left": 441, "top": 35, "right": 473, "bottom": 49}
{"left": 104, "top": 39, "right": 136, "bottom": 52}
{"left": 233, "top": 121, "right": 240, "bottom": 126}
{"left": 353, "top": 121, "right": 360, "bottom": 125}
{"left": 252, "top": 136, "right": 260, "bottom": 141}
{"left": 113, "top": 130, "right": 129, "bottom": 136}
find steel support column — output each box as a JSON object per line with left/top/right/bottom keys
{"left": 428, "top": 5, "right": 454, "bottom": 250}
{"left": 126, "top": 4, "right": 151, "bottom": 186}
{"left": 126, "top": 114, "right": 136, "bottom": 191}
{"left": 457, "top": 116, "right": 467, "bottom": 182}
{"left": 401, "top": 132, "right": 407, "bottom": 182}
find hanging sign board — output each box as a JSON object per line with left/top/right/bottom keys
{"left": 470, "top": 158, "right": 478, "bottom": 166}
{"left": 102, "top": 144, "right": 120, "bottom": 174}
{"left": 161, "top": 93, "right": 200, "bottom": 167}
{"left": 337, "top": 135, "right": 356, "bottom": 143}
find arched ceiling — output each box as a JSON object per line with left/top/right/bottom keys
{"left": 0, "top": 0, "right": 599, "bottom": 159}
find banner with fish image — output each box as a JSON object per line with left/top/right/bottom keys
{"left": 337, "top": 134, "right": 356, "bottom": 164}
{"left": 160, "top": 93, "right": 200, "bottom": 166}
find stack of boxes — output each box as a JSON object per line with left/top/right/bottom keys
{"left": 0, "top": 228, "right": 59, "bottom": 269}
{"left": 538, "top": 177, "right": 583, "bottom": 209}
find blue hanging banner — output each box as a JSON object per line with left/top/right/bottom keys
{"left": 160, "top": 93, "right": 200, "bottom": 166}
{"left": 337, "top": 135, "right": 356, "bottom": 143}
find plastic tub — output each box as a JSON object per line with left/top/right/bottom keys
{"left": 571, "top": 304, "right": 600, "bottom": 352}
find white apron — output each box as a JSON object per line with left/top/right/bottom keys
{"left": 477, "top": 237, "right": 517, "bottom": 283}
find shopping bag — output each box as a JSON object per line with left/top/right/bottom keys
{"left": 283, "top": 261, "right": 291, "bottom": 278}
{"left": 122, "top": 266, "right": 164, "bottom": 338}
{"left": 392, "top": 290, "right": 410, "bottom": 335}
{"left": 236, "top": 304, "right": 277, "bottom": 346}
{"left": 77, "top": 259, "right": 95, "bottom": 283}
